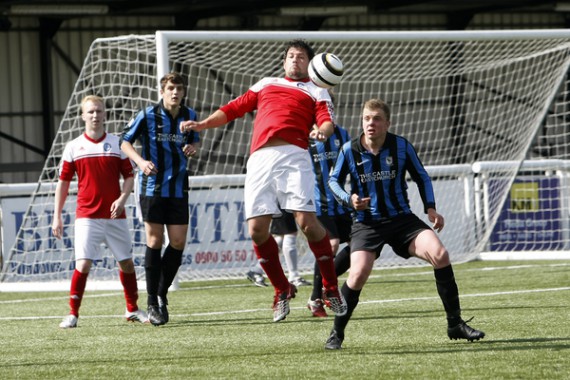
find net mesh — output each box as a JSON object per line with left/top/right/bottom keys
{"left": 3, "top": 31, "right": 570, "bottom": 285}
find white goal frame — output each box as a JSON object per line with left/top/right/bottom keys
{"left": 3, "top": 29, "right": 570, "bottom": 291}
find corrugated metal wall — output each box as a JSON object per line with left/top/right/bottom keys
{"left": 0, "top": 16, "right": 173, "bottom": 183}
{"left": 0, "top": 10, "right": 567, "bottom": 183}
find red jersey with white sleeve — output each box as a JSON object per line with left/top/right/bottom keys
{"left": 219, "top": 76, "right": 334, "bottom": 154}
{"left": 58, "top": 132, "right": 134, "bottom": 219}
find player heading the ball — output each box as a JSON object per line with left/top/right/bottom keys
{"left": 308, "top": 52, "right": 344, "bottom": 88}
{"left": 180, "top": 39, "right": 347, "bottom": 324}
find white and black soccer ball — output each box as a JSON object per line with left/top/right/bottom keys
{"left": 308, "top": 53, "right": 344, "bottom": 89}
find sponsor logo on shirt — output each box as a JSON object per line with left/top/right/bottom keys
{"left": 312, "top": 151, "right": 338, "bottom": 163}
{"left": 157, "top": 133, "right": 185, "bottom": 143}
{"left": 359, "top": 170, "right": 396, "bottom": 183}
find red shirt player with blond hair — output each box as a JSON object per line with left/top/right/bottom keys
{"left": 53, "top": 95, "right": 148, "bottom": 328}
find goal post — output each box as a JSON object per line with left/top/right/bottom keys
{"left": 3, "top": 30, "right": 570, "bottom": 289}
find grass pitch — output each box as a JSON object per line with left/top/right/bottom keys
{"left": 1, "top": 260, "right": 569, "bottom": 379}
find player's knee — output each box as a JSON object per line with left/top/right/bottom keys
{"left": 118, "top": 259, "right": 135, "bottom": 273}
{"left": 298, "top": 221, "right": 325, "bottom": 241}
{"left": 146, "top": 235, "right": 163, "bottom": 249}
{"left": 347, "top": 264, "right": 368, "bottom": 283}
{"left": 347, "top": 270, "right": 368, "bottom": 289}
{"left": 168, "top": 238, "right": 186, "bottom": 250}
{"left": 249, "top": 228, "right": 269, "bottom": 245}
{"left": 330, "top": 241, "right": 340, "bottom": 254}
{"left": 430, "top": 247, "right": 450, "bottom": 268}
{"left": 247, "top": 216, "right": 272, "bottom": 243}
{"left": 75, "top": 259, "right": 92, "bottom": 273}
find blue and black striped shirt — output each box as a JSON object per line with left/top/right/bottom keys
{"left": 309, "top": 125, "right": 351, "bottom": 217}
{"left": 329, "top": 132, "right": 435, "bottom": 223}
{"left": 121, "top": 100, "right": 199, "bottom": 198}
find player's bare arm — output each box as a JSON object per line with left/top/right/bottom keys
{"left": 180, "top": 110, "right": 228, "bottom": 133}
{"left": 110, "top": 176, "right": 134, "bottom": 219}
{"left": 52, "top": 179, "right": 71, "bottom": 239}
{"left": 309, "top": 121, "right": 334, "bottom": 141}
{"left": 121, "top": 140, "right": 157, "bottom": 176}
{"left": 427, "top": 208, "right": 444, "bottom": 232}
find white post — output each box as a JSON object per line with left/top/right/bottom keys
{"left": 155, "top": 31, "right": 170, "bottom": 94}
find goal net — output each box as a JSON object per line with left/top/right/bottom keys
{"left": 3, "top": 30, "right": 570, "bottom": 287}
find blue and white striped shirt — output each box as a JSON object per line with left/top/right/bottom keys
{"left": 329, "top": 132, "right": 435, "bottom": 223}
{"left": 309, "top": 125, "right": 351, "bottom": 217}
{"left": 121, "top": 100, "right": 199, "bottom": 198}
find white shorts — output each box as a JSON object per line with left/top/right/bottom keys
{"left": 74, "top": 218, "right": 132, "bottom": 262}
{"left": 245, "top": 144, "right": 316, "bottom": 219}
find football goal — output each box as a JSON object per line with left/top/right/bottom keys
{"left": 2, "top": 30, "right": 570, "bottom": 288}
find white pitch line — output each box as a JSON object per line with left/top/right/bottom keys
{"left": 1, "top": 262, "right": 569, "bottom": 320}
{"left": 1, "top": 286, "right": 569, "bottom": 321}
{"left": 0, "top": 292, "right": 124, "bottom": 304}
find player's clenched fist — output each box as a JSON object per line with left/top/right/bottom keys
{"left": 180, "top": 120, "right": 205, "bottom": 133}
{"left": 351, "top": 195, "right": 370, "bottom": 210}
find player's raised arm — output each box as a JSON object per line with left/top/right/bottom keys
{"left": 309, "top": 121, "right": 334, "bottom": 141}
{"left": 180, "top": 110, "right": 228, "bottom": 133}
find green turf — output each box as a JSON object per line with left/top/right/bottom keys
{"left": 1, "top": 260, "right": 569, "bottom": 379}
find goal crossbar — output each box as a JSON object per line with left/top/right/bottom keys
{"left": 3, "top": 29, "right": 570, "bottom": 288}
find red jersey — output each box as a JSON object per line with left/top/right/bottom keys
{"left": 58, "top": 132, "right": 134, "bottom": 219}
{"left": 220, "top": 77, "right": 335, "bottom": 154}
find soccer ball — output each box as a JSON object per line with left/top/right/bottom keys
{"left": 308, "top": 53, "right": 344, "bottom": 88}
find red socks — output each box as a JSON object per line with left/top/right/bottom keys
{"left": 119, "top": 270, "right": 139, "bottom": 312}
{"left": 69, "top": 269, "right": 88, "bottom": 317}
{"left": 68, "top": 269, "right": 139, "bottom": 316}
{"left": 308, "top": 234, "right": 338, "bottom": 289}
{"left": 253, "top": 235, "right": 289, "bottom": 293}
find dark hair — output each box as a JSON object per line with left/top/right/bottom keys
{"left": 160, "top": 72, "right": 186, "bottom": 90}
{"left": 282, "top": 39, "right": 315, "bottom": 61}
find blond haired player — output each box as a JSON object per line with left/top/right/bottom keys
{"left": 53, "top": 95, "right": 148, "bottom": 328}
{"left": 324, "top": 98, "right": 485, "bottom": 349}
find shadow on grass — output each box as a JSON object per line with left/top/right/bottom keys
{"left": 323, "top": 336, "right": 570, "bottom": 356}
{"left": 159, "top": 316, "right": 274, "bottom": 328}
{"left": 4, "top": 336, "right": 568, "bottom": 370}
{"left": 373, "top": 278, "right": 433, "bottom": 284}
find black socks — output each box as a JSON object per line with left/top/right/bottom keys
{"left": 434, "top": 265, "right": 462, "bottom": 326}
{"left": 332, "top": 282, "right": 361, "bottom": 336}
{"left": 158, "top": 245, "right": 184, "bottom": 297}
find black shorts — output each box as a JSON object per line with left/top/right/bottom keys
{"left": 270, "top": 211, "right": 297, "bottom": 235}
{"left": 139, "top": 196, "right": 189, "bottom": 225}
{"left": 318, "top": 213, "right": 352, "bottom": 243}
{"left": 350, "top": 214, "right": 431, "bottom": 259}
